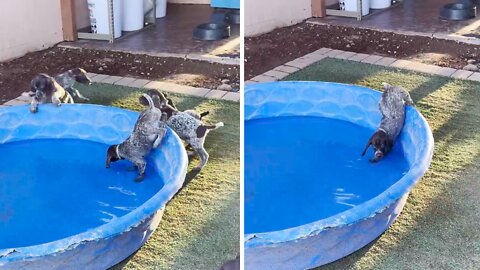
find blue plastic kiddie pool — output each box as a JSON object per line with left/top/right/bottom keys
{"left": 0, "top": 104, "right": 187, "bottom": 269}
{"left": 244, "top": 82, "right": 434, "bottom": 269}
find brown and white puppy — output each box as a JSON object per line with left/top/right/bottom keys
{"left": 139, "top": 90, "right": 223, "bottom": 171}
{"left": 144, "top": 89, "right": 210, "bottom": 120}
{"left": 27, "top": 73, "right": 74, "bottom": 113}
{"left": 106, "top": 94, "right": 168, "bottom": 182}
{"left": 362, "top": 83, "right": 414, "bottom": 162}
{"left": 54, "top": 68, "right": 91, "bottom": 101}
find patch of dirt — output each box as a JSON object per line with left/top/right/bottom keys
{"left": 245, "top": 22, "right": 480, "bottom": 79}
{"left": 0, "top": 47, "right": 239, "bottom": 101}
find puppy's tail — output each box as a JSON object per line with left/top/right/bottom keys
{"left": 141, "top": 93, "right": 155, "bottom": 109}
{"left": 206, "top": 122, "right": 224, "bottom": 130}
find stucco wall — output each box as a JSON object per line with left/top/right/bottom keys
{"left": 245, "top": 0, "right": 312, "bottom": 36}
{"left": 0, "top": 0, "right": 63, "bottom": 62}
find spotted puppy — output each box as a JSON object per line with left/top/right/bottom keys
{"left": 27, "top": 73, "right": 74, "bottom": 113}
{"left": 362, "top": 83, "right": 414, "bottom": 162}
{"left": 144, "top": 89, "right": 209, "bottom": 120}
{"left": 106, "top": 94, "right": 168, "bottom": 182}
{"left": 54, "top": 68, "right": 91, "bottom": 101}
{"left": 140, "top": 91, "right": 223, "bottom": 170}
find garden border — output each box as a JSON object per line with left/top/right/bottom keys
{"left": 246, "top": 47, "right": 480, "bottom": 83}
{"left": 2, "top": 74, "right": 240, "bottom": 106}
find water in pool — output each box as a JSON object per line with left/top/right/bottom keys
{"left": 0, "top": 139, "right": 164, "bottom": 249}
{"left": 245, "top": 116, "right": 410, "bottom": 234}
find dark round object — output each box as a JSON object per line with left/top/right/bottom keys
{"left": 225, "top": 9, "right": 240, "bottom": 25}
{"left": 440, "top": 3, "right": 476, "bottom": 20}
{"left": 193, "top": 23, "right": 231, "bottom": 41}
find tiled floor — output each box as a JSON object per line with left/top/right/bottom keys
{"left": 308, "top": 0, "right": 480, "bottom": 41}
{"left": 63, "top": 4, "right": 240, "bottom": 58}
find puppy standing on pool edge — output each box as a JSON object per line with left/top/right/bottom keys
{"left": 106, "top": 94, "right": 168, "bottom": 182}
{"left": 362, "top": 83, "right": 414, "bottom": 162}
{"left": 26, "top": 73, "right": 74, "bottom": 113}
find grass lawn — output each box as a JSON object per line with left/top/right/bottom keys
{"left": 76, "top": 83, "right": 240, "bottom": 270}
{"left": 284, "top": 58, "right": 480, "bottom": 270}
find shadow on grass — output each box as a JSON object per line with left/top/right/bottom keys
{"left": 110, "top": 250, "right": 140, "bottom": 269}
{"left": 286, "top": 58, "right": 480, "bottom": 269}
{"left": 112, "top": 172, "right": 240, "bottom": 270}
{"left": 167, "top": 190, "right": 240, "bottom": 270}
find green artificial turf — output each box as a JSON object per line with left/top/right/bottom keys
{"left": 284, "top": 58, "right": 480, "bottom": 270}
{"left": 76, "top": 83, "right": 240, "bottom": 270}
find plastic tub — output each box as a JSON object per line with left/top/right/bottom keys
{"left": 340, "top": 0, "right": 370, "bottom": 16}
{"left": 370, "top": 0, "right": 391, "bottom": 9}
{"left": 122, "top": 0, "right": 144, "bottom": 31}
{"left": 156, "top": 0, "right": 167, "bottom": 18}
{"left": 87, "top": 0, "right": 122, "bottom": 38}
{"left": 0, "top": 104, "right": 187, "bottom": 269}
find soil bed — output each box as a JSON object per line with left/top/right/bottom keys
{"left": 0, "top": 47, "right": 239, "bottom": 102}
{"left": 245, "top": 22, "right": 480, "bottom": 79}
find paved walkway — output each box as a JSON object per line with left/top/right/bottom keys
{"left": 2, "top": 74, "right": 239, "bottom": 107}
{"left": 246, "top": 47, "right": 480, "bottom": 83}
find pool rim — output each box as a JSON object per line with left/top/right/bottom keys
{"left": 244, "top": 81, "right": 434, "bottom": 248}
{"left": 0, "top": 104, "right": 188, "bottom": 262}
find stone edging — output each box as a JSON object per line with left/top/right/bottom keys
{"left": 2, "top": 74, "right": 239, "bottom": 107}
{"left": 58, "top": 44, "right": 240, "bottom": 66}
{"left": 246, "top": 48, "right": 480, "bottom": 83}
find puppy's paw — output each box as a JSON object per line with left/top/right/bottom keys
{"left": 134, "top": 174, "right": 145, "bottom": 182}
{"left": 29, "top": 106, "right": 38, "bottom": 113}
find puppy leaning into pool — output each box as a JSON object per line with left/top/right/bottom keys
{"left": 105, "top": 94, "right": 168, "bottom": 182}
{"left": 362, "top": 82, "right": 414, "bottom": 162}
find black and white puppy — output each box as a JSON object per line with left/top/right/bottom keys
{"left": 140, "top": 90, "right": 223, "bottom": 171}
{"left": 362, "top": 83, "right": 414, "bottom": 162}
{"left": 106, "top": 94, "right": 168, "bottom": 182}
{"left": 54, "top": 68, "right": 91, "bottom": 101}
{"left": 27, "top": 73, "right": 74, "bottom": 113}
